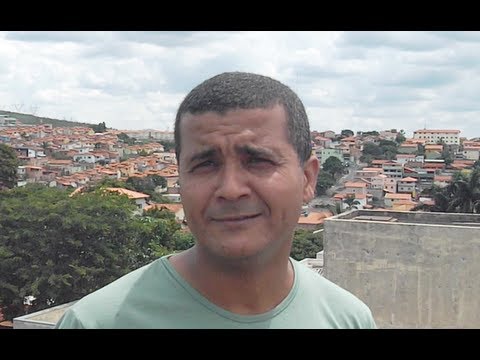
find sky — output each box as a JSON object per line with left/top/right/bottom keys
{"left": 1, "top": 31, "right": 480, "bottom": 139}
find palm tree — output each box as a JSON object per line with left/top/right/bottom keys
{"left": 413, "top": 191, "right": 452, "bottom": 212}
{"left": 344, "top": 195, "right": 361, "bottom": 211}
{"left": 446, "top": 169, "right": 480, "bottom": 213}
{"left": 414, "top": 169, "right": 480, "bottom": 213}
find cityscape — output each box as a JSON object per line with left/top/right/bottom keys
{"left": 1, "top": 110, "right": 479, "bottom": 328}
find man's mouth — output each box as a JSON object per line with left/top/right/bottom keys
{"left": 212, "top": 214, "right": 261, "bottom": 222}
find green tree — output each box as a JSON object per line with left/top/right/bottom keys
{"left": 91, "top": 177, "right": 127, "bottom": 190}
{"left": 315, "top": 172, "right": 335, "bottom": 195}
{"left": 125, "top": 175, "right": 167, "bottom": 196}
{"left": 0, "top": 143, "right": 19, "bottom": 189}
{"left": 395, "top": 130, "right": 406, "bottom": 144}
{"left": 159, "top": 140, "right": 175, "bottom": 152}
{"left": 117, "top": 133, "right": 137, "bottom": 146}
{"left": 362, "top": 142, "right": 382, "bottom": 157}
{"left": 344, "top": 195, "right": 361, "bottom": 210}
{"left": 322, "top": 156, "right": 344, "bottom": 178}
{"left": 290, "top": 229, "right": 323, "bottom": 261}
{"left": 417, "top": 144, "right": 425, "bottom": 156}
{"left": 341, "top": 129, "right": 354, "bottom": 138}
{"left": 0, "top": 185, "right": 144, "bottom": 320}
{"left": 413, "top": 169, "right": 480, "bottom": 213}
{"left": 361, "top": 130, "right": 379, "bottom": 136}
{"left": 51, "top": 152, "right": 71, "bottom": 160}
{"left": 91, "top": 122, "right": 107, "bottom": 133}
{"left": 441, "top": 148, "right": 454, "bottom": 167}
{"left": 446, "top": 169, "right": 480, "bottom": 213}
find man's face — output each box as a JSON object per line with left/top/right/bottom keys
{"left": 178, "top": 105, "right": 318, "bottom": 263}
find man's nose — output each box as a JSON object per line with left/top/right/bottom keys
{"left": 214, "top": 162, "right": 251, "bottom": 201}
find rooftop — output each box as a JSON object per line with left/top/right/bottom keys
{"left": 327, "top": 209, "right": 480, "bottom": 227}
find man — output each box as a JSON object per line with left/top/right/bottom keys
{"left": 56, "top": 72, "right": 376, "bottom": 328}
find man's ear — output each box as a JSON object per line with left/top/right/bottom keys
{"left": 302, "top": 154, "right": 320, "bottom": 203}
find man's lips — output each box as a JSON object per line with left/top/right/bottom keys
{"left": 211, "top": 214, "right": 261, "bottom": 222}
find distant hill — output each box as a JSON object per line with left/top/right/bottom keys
{"left": 0, "top": 110, "right": 96, "bottom": 129}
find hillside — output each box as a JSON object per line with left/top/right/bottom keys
{"left": 0, "top": 110, "right": 95, "bottom": 128}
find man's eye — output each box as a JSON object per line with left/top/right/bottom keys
{"left": 191, "top": 160, "right": 215, "bottom": 171}
{"left": 248, "top": 157, "right": 272, "bottom": 165}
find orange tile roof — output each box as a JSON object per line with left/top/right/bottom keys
{"left": 360, "top": 167, "right": 383, "bottom": 172}
{"left": 345, "top": 181, "right": 367, "bottom": 188}
{"left": 105, "top": 187, "right": 150, "bottom": 199}
{"left": 400, "top": 177, "right": 418, "bottom": 182}
{"left": 371, "top": 160, "right": 390, "bottom": 165}
{"left": 434, "top": 175, "right": 453, "bottom": 182}
{"left": 399, "top": 143, "right": 418, "bottom": 147}
{"left": 422, "top": 163, "right": 445, "bottom": 169}
{"left": 385, "top": 193, "right": 412, "bottom": 200}
{"left": 425, "top": 145, "right": 443, "bottom": 150}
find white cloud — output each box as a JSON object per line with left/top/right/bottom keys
{"left": 1, "top": 31, "right": 480, "bottom": 138}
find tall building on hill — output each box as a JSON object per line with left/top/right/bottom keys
{"left": 413, "top": 129, "right": 460, "bottom": 145}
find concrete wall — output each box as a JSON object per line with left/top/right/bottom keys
{"left": 13, "top": 301, "right": 76, "bottom": 329}
{"left": 323, "top": 210, "right": 480, "bottom": 328}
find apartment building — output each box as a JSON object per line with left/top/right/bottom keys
{"left": 413, "top": 129, "right": 460, "bottom": 145}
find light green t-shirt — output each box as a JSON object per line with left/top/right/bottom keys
{"left": 55, "top": 255, "right": 376, "bottom": 329}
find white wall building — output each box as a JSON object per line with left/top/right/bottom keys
{"left": 413, "top": 129, "right": 460, "bottom": 145}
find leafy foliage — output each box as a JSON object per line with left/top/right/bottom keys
{"left": 322, "top": 156, "right": 344, "bottom": 178}
{"left": 0, "top": 144, "right": 19, "bottom": 189}
{"left": 291, "top": 229, "right": 323, "bottom": 261}
{"left": 0, "top": 184, "right": 192, "bottom": 321}
{"left": 413, "top": 169, "right": 480, "bottom": 213}
{"left": 315, "top": 172, "right": 335, "bottom": 195}
{"left": 91, "top": 122, "right": 107, "bottom": 133}
{"left": 117, "top": 132, "right": 137, "bottom": 146}
{"left": 159, "top": 140, "right": 175, "bottom": 152}
{"left": 341, "top": 129, "right": 354, "bottom": 138}
{"left": 125, "top": 175, "right": 167, "bottom": 195}
{"left": 343, "top": 195, "right": 361, "bottom": 210}
{"left": 395, "top": 130, "right": 406, "bottom": 144}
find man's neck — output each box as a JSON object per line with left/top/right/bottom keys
{"left": 169, "top": 246, "right": 295, "bottom": 315}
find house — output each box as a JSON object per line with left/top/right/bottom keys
{"left": 383, "top": 177, "right": 397, "bottom": 193}
{"left": 395, "top": 154, "right": 416, "bottom": 165}
{"left": 105, "top": 187, "right": 150, "bottom": 210}
{"left": 319, "top": 130, "right": 336, "bottom": 139}
{"left": 434, "top": 174, "right": 453, "bottom": 188}
{"left": 382, "top": 162, "right": 404, "bottom": 179}
{"left": 144, "top": 203, "right": 185, "bottom": 222}
{"left": 424, "top": 144, "right": 443, "bottom": 160}
{"left": 313, "top": 136, "right": 332, "bottom": 148}
{"left": 384, "top": 193, "right": 412, "bottom": 208}
{"left": 297, "top": 211, "right": 333, "bottom": 231}
{"left": 462, "top": 147, "right": 480, "bottom": 161}
{"left": 319, "top": 148, "right": 344, "bottom": 166}
{"left": 344, "top": 181, "right": 367, "bottom": 197}
{"left": 396, "top": 177, "right": 418, "bottom": 197}
{"left": 397, "top": 143, "right": 418, "bottom": 154}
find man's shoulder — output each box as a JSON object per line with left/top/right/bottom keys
{"left": 293, "top": 259, "right": 376, "bottom": 328}
{"left": 57, "top": 258, "right": 165, "bottom": 328}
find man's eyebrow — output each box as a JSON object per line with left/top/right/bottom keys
{"left": 188, "top": 148, "right": 217, "bottom": 164}
{"left": 235, "top": 144, "right": 277, "bottom": 159}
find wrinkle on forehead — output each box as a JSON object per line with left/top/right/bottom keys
{"left": 181, "top": 106, "right": 289, "bottom": 145}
